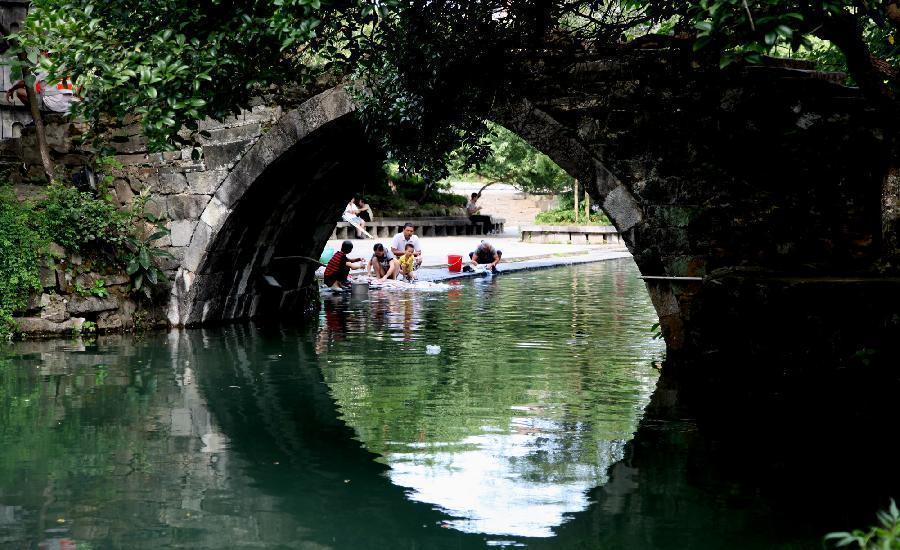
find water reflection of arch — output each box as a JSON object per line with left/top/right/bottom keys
{"left": 178, "top": 324, "right": 490, "bottom": 548}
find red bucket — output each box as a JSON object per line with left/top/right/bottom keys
{"left": 447, "top": 254, "right": 463, "bottom": 272}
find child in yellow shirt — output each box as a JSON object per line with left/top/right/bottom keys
{"left": 399, "top": 243, "right": 417, "bottom": 281}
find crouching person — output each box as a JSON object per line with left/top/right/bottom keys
{"left": 469, "top": 240, "right": 502, "bottom": 273}
{"left": 369, "top": 243, "right": 399, "bottom": 282}
{"left": 323, "top": 240, "right": 365, "bottom": 290}
{"left": 399, "top": 243, "right": 418, "bottom": 282}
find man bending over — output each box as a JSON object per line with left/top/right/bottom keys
{"left": 468, "top": 240, "right": 502, "bottom": 273}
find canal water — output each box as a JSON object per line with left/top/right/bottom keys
{"left": 0, "top": 259, "right": 891, "bottom": 549}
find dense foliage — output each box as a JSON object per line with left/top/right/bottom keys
{"left": 449, "top": 123, "right": 574, "bottom": 195}
{"left": 9, "top": 1, "right": 900, "bottom": 178}
{"left": 667, "top": 0, "right": 900, "bottom": 101}
{"left": 13, "top": 0, "right": 396, "bottom": 151}
{"left": 0, "top": 189, "right": 45, "bottom": 336}
{"left": 535, "top": 207, "right": 611, "bottom": 225}
{"left": 41, "top": 184, "right": 130, "bottom": 256}
{"left": 355, "top": 164, "right": 467, "bottom": 217}
{"left": 0, "top": 178, "right": 171, "bottom": 336}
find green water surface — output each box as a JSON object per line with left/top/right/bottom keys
{"left": 0, "top": 260, "right": 672, "bottom": 549}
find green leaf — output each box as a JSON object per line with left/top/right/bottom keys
{"left": 775, "top": 25, "right": 793, "bottom": 40}
{"left": 151, "top": 248, "right": 175, "bottom": 258}
{"left": 693, "top": 36, "right": 713, "bottom": 52}
{"left": 138, "top": 248, "right": 150, "bottom": 269}
{"left": 126, "top": 258, "right": 140, "bottom": 275}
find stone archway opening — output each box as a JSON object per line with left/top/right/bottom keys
{"left": 170, "top": 89, "right": 382, "bottom": 326}
{"left": 169, "top": 87, "right": 664, "bottom": 341}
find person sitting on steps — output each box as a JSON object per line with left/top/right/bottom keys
{"left": 355, "top": 195, "right": 374, "bottom": 223}
{"left": 343, "top": 198, "right": 368, "bottom": 238}
{"left": 466, "top": 192, "right": 494, "bottom": 234}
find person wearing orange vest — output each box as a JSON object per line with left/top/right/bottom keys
{"left": 5, "top": 52, "right": 78, "bottom": 114}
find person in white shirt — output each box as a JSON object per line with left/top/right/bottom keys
{"left": 390, "top": 223, "right": 423, "bottom": 269}
{"left": 343, "top": 199, "right": 367, "bottom": 238}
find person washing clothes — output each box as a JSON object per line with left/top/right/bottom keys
{"left": 465, "top": 240, "right": 502, "bottom": 273}
{"left": 323, "top": 240, "right": 365, "bottom": 290}
{"left": 368, "top": 243, "right": 399, "bottom": 281}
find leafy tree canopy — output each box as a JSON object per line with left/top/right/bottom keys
{"left": 355, "top": 0, "right": 900, "bottom": 179}
{"left": 8, "top": 0, "right": 899, "bottom": 176}
{"left": 12, "top": 0, "right": 395, "bottom": 150}
{"left": 448, "top": 123, "right": 574, "bottom": 194}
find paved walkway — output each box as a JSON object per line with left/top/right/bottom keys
{"left": 325, "top": 234, "right": 632, "bottom": 283}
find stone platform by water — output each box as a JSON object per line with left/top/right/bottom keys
{"left": 324, "top": 235, "right": 633, "bottom": 285}
{"left": 413, "top": 248, "right": 632, "bottom": 282}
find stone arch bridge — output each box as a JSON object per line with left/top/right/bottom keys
{"left": 12, "top": 46, "right": 899, "bottom": 365}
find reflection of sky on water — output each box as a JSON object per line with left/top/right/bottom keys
{"left": 388, "top": 427, "right": 629, "bottom": 537}
{"left": 319, "top": 260, "right": 664, "bottom": 539}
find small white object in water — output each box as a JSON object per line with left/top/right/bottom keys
{"left": 426, "top": 345, "right": 442, "bottom": 355}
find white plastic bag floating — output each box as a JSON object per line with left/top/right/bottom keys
{"left": 425, "top": 345, "right": 441, "bottom": 355}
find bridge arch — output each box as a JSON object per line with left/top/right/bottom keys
{"left": 164, "top": 51, "right": 895, "bottom": 362}
{"left": 168, "top": 87, "right": 378, "bottom": 326}
{"left": 168, "top": 86, "right": 652, "bottom": 331}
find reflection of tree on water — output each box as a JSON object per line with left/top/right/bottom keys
{"left": 0, "top": 329, "right": 490, "bottom": 549}
{"left": 316, "top": 261, "right": 663, "bottom": 536}
{"left": 2, "top": 258, "right": 897, "bottom": 548}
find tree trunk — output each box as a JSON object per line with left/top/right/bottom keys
{"left": 574, "top": 179, "right": 579, "bottom": 223}
{"left": 21, "top": 69, "right": 54, "bottom": 182}
{"left": 815, "top": 14, "right": 895, "bottom": 106}
{"left": 584, "top": 190, "right": 590, "bottom": 221}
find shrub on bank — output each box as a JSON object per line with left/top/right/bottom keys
{"left": 534, "top": 207, "right": 610, "bottom": 226}
{"left": 0, "top": 179, "right": 171, "bottom": 337}
{"left": 41, "top": 184, "right": 131, "bottom": 257}
{"left": 0, "top": 189, "right": 45, "bottom": 336}
{"left": 826, "top": 500, "right": 900, "bottom": 548}
{"left": 359, "top": 164, "right": 468, "bottom": 217}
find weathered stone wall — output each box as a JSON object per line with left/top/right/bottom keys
{"left": 501, "top": 47, "right": 898, "bottom": 364}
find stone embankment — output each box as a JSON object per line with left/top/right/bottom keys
{"left": 10, "top": 243, "right": 167, "bottom": 337}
